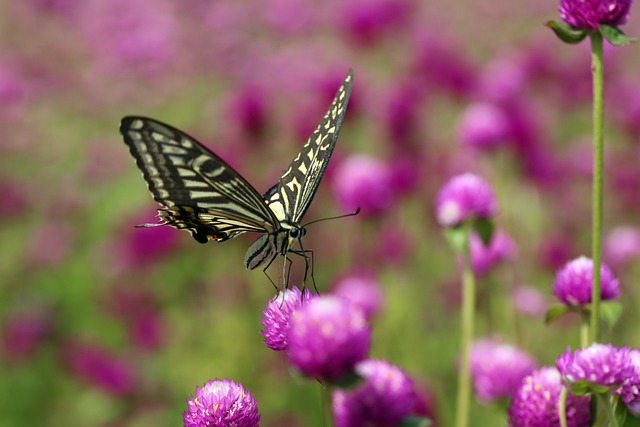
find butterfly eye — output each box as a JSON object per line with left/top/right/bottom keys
{"left": 289, "top": 228, "right": 300, "bottom": 238}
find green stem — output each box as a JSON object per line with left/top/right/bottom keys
{"left": 597, "top": 393, "right": 619, "bottom": 427}
{"left": 454, "top": 223, "right": 475, "bottom": 427}
{"left": 589, "top": 31, "right": 604, "bottom": 345}
{"left": 580, "top": 312, "right": 590, "bottom": 348}
{"left": 559, "top": 386, "right": 568, "bottom": 427}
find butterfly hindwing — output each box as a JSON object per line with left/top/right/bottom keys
{"left": 264, "top": 69, "right": 354, "bottom": 223}
{"left": 120, "top": 117, "right": 280, "bottom": 242}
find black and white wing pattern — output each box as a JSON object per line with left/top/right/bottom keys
{"left": 264, "top": 69, "right": 354, "bottom": 224}
{"left": 120, "top": 117, "right": 281, "bottom": 244}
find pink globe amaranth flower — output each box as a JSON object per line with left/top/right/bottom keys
{"left": 107, "top": 287, "right": 165, "bottom": 350}
{"left": 340, "top": 0, "right": 410, "bottom": 46}
{"left": 469, "top": 338, "right": 536, "bottom": 403}
{"left": 332, "top": 272, "right": 384, "bottom": 320}
{"left": 61, "top": 340, "right": 136, "bottom": 396}
{"left": 286, "top": 295, "right": 370, "bottom": 382}
{"left": 511, "top": 285, "right": 548, "bottom": 317}
{"left": 507, "top": 367, "right": 591, "bottom": 427}
{"left": 225, "top": 83, "right": 268, "bottom": 140}
{"left": 434, "top": 173, "right": 497, "bottom": 227}
{"left": 25, "top": 221, "right": 74, "bottom": 267}
{"left": 260, "top": 287, "right": 316, "bottom": 351}
{"left": 332, "top": 155, "right": 394, "bottom": 216}
{"left": 470, "top": 229, "right": 518, "bottom": 277}
{"left": 604, "top": 226, "right": 640, "bottom": 267}
{"left": 476, "top": 56, "right": 529, "bottom": 103}
{"left": 557, "top": 344, "right": 634, "bottom": 391}
{"left": 615, "top": 348, "right": 640, "bottom": 414}
{"left": 559, "top": 0, "right": 632, "bottom": 30}
{"left": 537, "top": 234, "right": 576, "bottom": 271}
{"left": 183, "top": 379, "right": 260, "bottom": 427}
{"left": 2, "top": 308, "right": 53, "bottom": 361}
{"left": 332, "top": 359, "right": 414, "bottom": 427}
{"left": 552, "top": 256, "right": 620, "bottom": 306}
{"left": 457, "top": 102, "right": 512, "bottom": 151}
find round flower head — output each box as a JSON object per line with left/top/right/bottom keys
{"left": 616, "top": 349, "right": 640, "bottom": 415}
{"left": 604, "top": 226, "right": 640, "bottom": 267}
{"left": 332, "top": 359, "right": 414, "bottom": 427}
{"left": 559, "top": 0, "right": 632, "bottom": 30}
{"left": 469, "top": 338, "right": 536, "bottom": 402}
{"left": 183, "top": 379, "right": 260, "bottom": 427}
{"left": 435, "top": 173, "right": 497, "bottom": 227}
{"left": 286, "top": 295, "right": 370, "bottom": 382}
{"left": 556, "top": 344, "right": 634, "bottom": 391}
{"left": 332, "top": 272, "right": 383, "bottom": 320}
{"left": 507, "top": 367, "right": 591, "bottom": 427}
{"left": 552, "top": 256, "right": 620, "bottom": 306}
{"left": 470, "top": 229, "right": 517, "bottom": 277}
{"left": 457, "top": 102, "right": 511, "bottom": 151}
{"left": 260, "top": 287, "right": 315, "bottom": 351}
{"left": 332, "top": 154, "right": 394, "bottom": 216}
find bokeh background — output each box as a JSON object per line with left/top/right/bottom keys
{"left": 1, "top": 0, "right": 639, "bottom": 426}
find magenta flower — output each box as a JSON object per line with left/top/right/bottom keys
{"left": 286, "top": 295, "right": 370, "bottom": 382}
{"left": 559, "top": 0, "right": 632, "bottom": 30}
{"left": 107, "top": 287, "right": 165, "bottom": 350}
{"left": 2, "top": 309, "right": 52, "bottom": 361}
{"left": 332, "top": 359, "right": 414, "bottom": 427}
{"left": 470, "top": 229, "right": 518, "bottom": 277}
{"left": 557, "top": 344, "right": 634, "bottom": 392}
{"left": 260, "top": 287, "right": 315, "bottom": 351}
{"left": 552, "top": 256, "right": 620, "bottom": 306}
{"left": 183, "top": 379, "right": 260, "bottom": 427}
{"left": 332, "top": 155, "right": 394, "bottom": 216}
{"left": 507, "top": 367, "right": 591, "bottom": 427}
{"left": 435, "top": 173, "right": 497, "bottom": 227}
{"left": 225, "top": 83, "right": 268, "bottom": 140}
{"left": 61, "top": 340, "right": 135, "bottom": 396}
{"left": 469, "top": 338, "right": 536, "bottom": 402}
{"left": 616, "top": 348, "right": 640, "bottom": 415}
{"left": 511, "top": 285, "right": 548, "bottom": 317}
{"left": 457, "top": 102, "right": 512, "bottom": 151}
{"left": 332, "top": 272, "right": 384, "bottom": 320}
{"left": 604, "top": 226, "right": 640, "bottom": 267}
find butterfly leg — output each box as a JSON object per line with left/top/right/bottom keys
{"left": 261, "top": 254, "right": 283, "bottom": 292}
{"left": 289, "top": 248, "right": 317, "bottom": 295}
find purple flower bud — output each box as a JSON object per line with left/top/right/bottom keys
{"left": 457, "top": 102, "right": 512, "bottom": 151}
{"left": 332, "top": 272, "right": 384, "bottom": 320}
{"left": 559, "top": 0, "right": 632, "bottom": 30}
{"left": 557, "top": 344, "right": 634, "bottom": 392}
{"left": 470, "top": 338, "right": 536, "bottom": 402}
{"left": 183, "top": 379, "right": 260, "bottom": 427}
{"left": 332, "top": 359, "right": 414, "bottom": 427}
{"left": 435, "top": 173, "right": 497, "bottom": 227}
{"left": 507, "top": 367, "right": 591, "bottom": 427}
{"left": 286, "top": 296, "right": 370, "bottom": 381}
{"left": 552, "top": 256, "right": 620, "bottom": 306}
{"left": 260, "top": 287, "right": 315, "bottom": 351}
{"left": 470, "top": 229, "right": 518, "bottom": 277}
{"left": 332, "top": 155, "right": 394, "bottom": 216}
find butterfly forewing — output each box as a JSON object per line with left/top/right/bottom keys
{"left": 120, "top": 117, "right": 280, "bottom": 242}
{"left": 265, "top": 69, "right": 354, "bottom": 223}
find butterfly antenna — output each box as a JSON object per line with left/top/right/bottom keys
{"left": 302, "top": 207, "right": 361, "bottom": 228}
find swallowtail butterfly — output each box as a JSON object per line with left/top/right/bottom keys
{"left": 120, "top": 69, "right": 353, "bottom": 287}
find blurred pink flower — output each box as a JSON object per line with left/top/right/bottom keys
{"left": 476, "top": 56, "right": 528, "bottom": 103}
{"left": 61, "top": 340, "right": 136, "bottom": 396}
{"left": 332, "top": 155, "right": 395, "bottom": 216}
{"left": 511, "top": 285, "right": 548, "bottom": 317}
{"left": 2, "top": 308, "right": 53, "bottom": 361}
{"left": 340, "top": 0, "right": 411, "bottom": 45}
{"left": 332, "top": 271, "right": 384, "bottom": 320}
{"left": 604, "top": 226, "right": 640, "bottom": 268}
{"left": 537, "top": 234, "right": 576, "bottom": 271}
{"left": 374, "top": 226, "right": 412, "bottom": 266}
{"left": 224, "top": 82, "right": 268, "bottom": 141}
{"left": 24, "top": 221, "right": 74, "bottom": 267}
{"left": 457, "top": 102, "right": 511, "bottom": 151}
{"left": 107, "top": 287, "right": 165, "bottom": 350}
{"left": 0, "top": 176, "right": 29, "bottom": 217}
{"left": 470, "top": 230, "right": 518, "bottom": 277}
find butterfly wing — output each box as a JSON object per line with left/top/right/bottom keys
{"left": 120, "top": 116, "right": 280, "bottom": 243}
{"left": 264, "top": 70, "right": 354, "bottom": 223}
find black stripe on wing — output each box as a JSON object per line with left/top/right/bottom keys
{"left": 120, "top": 116, "right": 280, "bottom": 240}
{"left": 264, "top": 70, "right": 354, "bottom": 223}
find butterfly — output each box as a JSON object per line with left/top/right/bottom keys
{"left": 119, "top": 69, "right": 353, "bottom": 288}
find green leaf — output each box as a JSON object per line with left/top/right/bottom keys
{"left": 545, "top": 304, "right": 571, "bottom": 324}
{"left": 443, "top": 226, "right": 468, "bottom": 252}
{"left": 600, "top": 24, "right": 638, "bottom": 46}
{"left": 618, "top": 404, "right": 640, "bottom": 426}
{"left": 546, "top": 20, "right": 588, "bottom": 44}
{"left": 329, "top": 371, "right": 363, "bottom": 389}
{"left": 473, "top": 218, "right": 494, "bottom": 245}
{"left": 600, "top": 300, "right": 622, "bottom": 327}
{"left": 399, "top": 416, "right": 432, "bottom": 427}
{"left": 568, "top": 380, "right": 611, "bottom": 396}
